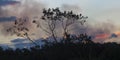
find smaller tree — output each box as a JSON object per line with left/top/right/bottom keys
{"left": 77, "top": 34, "right": 93, "bottom": 43}
{"left": 7, "top": 17, "right": 38, "bottom": 46}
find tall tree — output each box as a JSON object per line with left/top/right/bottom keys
{"left": 33, "top": 8, "right": 59, "bottom": 43}
{"left": 33, "top": 8, "right": 88, "bottom": 42}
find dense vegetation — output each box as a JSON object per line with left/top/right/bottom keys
{"left": 0, "top": 38, "right": 120, "bottom": 60}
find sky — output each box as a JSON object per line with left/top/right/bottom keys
{"left": 40, "top": 0, "right": 120, "bottom": 24}
{"left": 37, "top": 0, "right": 120, "bottom": 43}
{"left": 0, "top": 0, "right": 120, "bottom": 44}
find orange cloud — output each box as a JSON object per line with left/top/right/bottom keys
{"left": 114, "top": 31, "right": 120, "bottom": 36}
{"left": 95, "top": 33, "right": 110, "bottom": 39}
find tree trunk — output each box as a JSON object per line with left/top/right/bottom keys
{"left": 25, "top": 33, "right": 38, "bottom": 46}
{"left": 52, "top": 34, "right": 58, "bottom": 43}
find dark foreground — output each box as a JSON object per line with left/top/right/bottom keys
{"left": 0, "top": 42, "right": 120, "bottom": 60}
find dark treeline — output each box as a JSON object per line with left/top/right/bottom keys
{"left": 0, "top": 35, "right": 120, "bottom": 60}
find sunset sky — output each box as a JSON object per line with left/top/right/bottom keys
{"left": 0, "top": 0, "right": 120, "bottom": 44}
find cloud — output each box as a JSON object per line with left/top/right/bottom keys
{"left": 0, "top": 16, "right": 16, "bottom": 22}
{"left": 11, "top": 38, "right": 27, "bottom": 43}
{"left": 0, "top": 0, "right": 45, "bottom": 17}
{"left": 0, "top": 0, "right": 20, "bottom": 17}
{"left": 0, "top": 0, "right": 20, "bottom": 6}
{"left": 104, "top": 37, "right": 120, "bottom": 43}
{"left": 0, "top": 0, "right": 46, "bottom": 43}
{"left": 61, "top": 4, "right": 81, "bottom": 14}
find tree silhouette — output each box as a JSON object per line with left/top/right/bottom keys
{"left": 33, "top": 7, "right": 88, "bottom": 43}
{"left": 33, "top": 8, "right": 59, "bottom": 43}
{"left": 56, "top": 8, "right": 88, "bottom": 40}
{"left": 6, "top": 17, "right": 38, "bottom": 46}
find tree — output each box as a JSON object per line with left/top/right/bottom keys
{"left": 33, "top": 8, "right": 60, "bottom": 43}
{"left": 54, "top": 8, "right": 88, "bottom": 40}
{"left": 33, "top": 7, "right": 88, "bottom": 43}
{"left": 7, "top": 17, "right": 38, "bottom": 46}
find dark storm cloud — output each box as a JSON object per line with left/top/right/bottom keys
{"left": 0, "top": 0, "right": 20, "bottom": 6}
{"left": 0, "top": 16, "right": 16, "bottom": 22}
{"left": 0, "top": 0, "right": 20, "bottom": 17}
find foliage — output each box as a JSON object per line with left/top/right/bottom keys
{"left": 0, "top": 41, "right": 120, "bottom": 60}
{"left": 6, "top": 17, "right": 38, "bottom": 46}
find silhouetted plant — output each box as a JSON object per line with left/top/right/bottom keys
{"left": 77, "top": 34, "right": 93, "bottom": 43}
{"left": 33, "top": 8, "right": 60, "bottom": 43}
{"left": 6, "top": 17, "right": 38, "bottom": 46}
{"left": 33, "top": 7, "right": 88, "bottom": 43}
